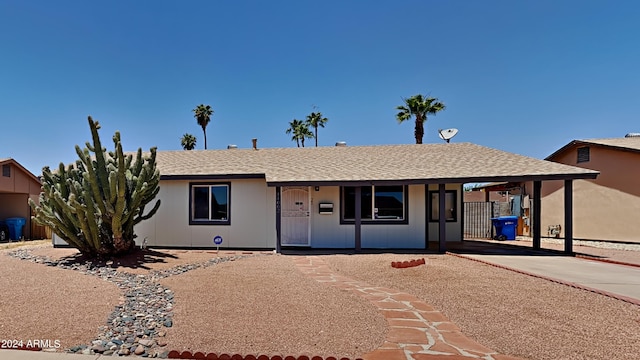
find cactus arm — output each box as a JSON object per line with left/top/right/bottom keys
{"left": 87, "top": 117, "right": 111, "bottom": 198}
{"left": 111, "top": 131, "right": 127, "bottom": 240}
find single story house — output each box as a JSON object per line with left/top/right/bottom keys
{"left": 0, "top": 158, "right": 45, "bottom": 240}
{"left": 530, "top": 136, "right": 640, "bottom": 243}
{"left": 54, "top": 142, "right": 598, "bottom": 253}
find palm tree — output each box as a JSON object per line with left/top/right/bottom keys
{"left": 192, "top": 104, "right": 214, "bottom": 149}
{"left": 396, "top": 94, "right": 446, "bottom": 144}
{"left": 285, "top": 119, "right": 314, "bottom": 147}
{"left": 305, "top": 112, "right": 329, "bottom": 147}
{"left": 180, "top": 133, "right": 197, "bottom": 150}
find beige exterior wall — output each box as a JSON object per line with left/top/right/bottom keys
{"left": 309, "top": 184, "right": 432, "bottom": 249}
{"left": 135, "top": 179, "right": 277, "bottom": 248}
{"left": 539, "top": 145, "right": 640, "bottom": 242}
{"left": 310, "top": 186, "right": 354, "bottom": 248}
{"left": 57, "top": 180, "right": 463, "bottom": 249}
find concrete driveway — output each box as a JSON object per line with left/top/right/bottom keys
{"left": 461, "top": 254, "right": 640, "bottom": 303}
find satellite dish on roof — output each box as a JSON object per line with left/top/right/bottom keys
{"left": 438, "top": 128, "right": 459, "bottom": 143}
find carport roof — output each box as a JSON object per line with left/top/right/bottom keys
{"left": 155, "top": 143, "right": 599, "bottom": 185}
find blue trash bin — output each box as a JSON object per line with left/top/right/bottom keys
{"left": 491, "top": 216, "right": 518, "bottom": 240}
{"left": 5, "top": 217, "right": 26, "bottom": 240}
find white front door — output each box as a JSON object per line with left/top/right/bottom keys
{"left": 281, "top": 186, "right": 310, "bottom": 246}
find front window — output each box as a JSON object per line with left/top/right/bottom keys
{"left": 190, "top": 183, "right": 230, "bottom": 225}
{"left": 342, "top": 185, "right": 407, "bottom": 223}
{"left": 2, "top": 164, "right": 9, "bottom": 177}
{"left": 429, "top": 190, "right": 457, "bottom": 222}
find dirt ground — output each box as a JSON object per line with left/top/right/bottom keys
{"left": 0, "top": 245, "right": 120, "bottom": 350}
{"left": 0, "top": 240, "right": 639, "bottom": 359}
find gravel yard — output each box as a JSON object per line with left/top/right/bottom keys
{"left": 1, "top": 240, "right": 639, "bottom": 360}
{"left": 159, "top": 255, "right": 387, "bottom": 358}
{"left": 323, "top": 253, "right": 640, "bottom": 360}
{"left": 0, "top": 246, "right": 120, "bottom": 350}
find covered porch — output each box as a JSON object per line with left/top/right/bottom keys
{"left": 272, "top": 177, "right": 593, "bottom": 254}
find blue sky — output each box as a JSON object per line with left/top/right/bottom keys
{"left": 1, "top": 0, "right": 639, "bottom": 175}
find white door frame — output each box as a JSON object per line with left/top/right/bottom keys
{"left": 281, "top": 186, "right": 311, "bottom": 246}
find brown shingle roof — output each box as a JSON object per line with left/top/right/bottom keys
{"left": 156, "top": 143, "right": 598, "bottom": 185}
{"left": 546, "top": 137, "right": 640, "bottom": 160}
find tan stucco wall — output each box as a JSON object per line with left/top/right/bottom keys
{"left": 540, "top": 145, "right": 640, "bottom": 242}
{"left": 0, "top": 162, "right": 41, "bottom": 195}
{"left": 463, "top": 190, "right": 509, "bottom": 203}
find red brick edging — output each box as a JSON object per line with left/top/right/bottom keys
{"left": 4, "top": 346, "right": 42, "bottom": 351}
{"left": 391, "top": 258, "right": 425, "bottom": 268}
{"left": 574, "top": 254, "right": 640, "bottom": 269}
{"left": 166, "top": 351, "right": 360, "bottom": 360}
{"left": 447, "top": 252, "right": 640, "bottom": 307}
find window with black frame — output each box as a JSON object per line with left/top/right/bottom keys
{"left": 429, "top": 190, "right": 457, "bottom": 222}
{"left": 342, "top": 185, "right": 406, "bottom": 223}
{"left": 190, "top": 183, "right": 230, "bottom": 225}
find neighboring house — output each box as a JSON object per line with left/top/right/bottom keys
{"left": 533, "top": 136, "right": 640, "bottom": 243}
{"left": 0, "top": 158, "right": 44, "bottom": 240}
{"left": 54, "top": 143, "right": 598, "bottom": 252}
{"left": 463, "top": 182, "right": 528, "bottom": 239}
{"left": 463, "top": 183, "right": 510, "bottom": 203}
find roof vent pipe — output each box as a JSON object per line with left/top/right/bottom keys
{"left": 335, "top": 141, "right": 347, "bottom": 147}
{"left": 252, "top": 138, "right": 258, "bottom": 150}
{"left": 227, "top": 144, "right": 238, "bottom": 149}
{"left": 625, "top": 133, "right": 640, "bottom": 138}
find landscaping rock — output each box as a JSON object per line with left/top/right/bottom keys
{"left": 91, "top": 345, "right": 106, "bottom": 353}
{"left": 7, "top": 248, "right": 254, "bottom": 357}
{"left": 139, "top": 339, "right": 155, "bottom": 347}
{"left": 134, "top": 345, "right": 146, "bottom": 355}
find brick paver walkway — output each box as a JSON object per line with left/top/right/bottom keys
{"left": 293, "top": 256, "right": 522, "bottom": 360}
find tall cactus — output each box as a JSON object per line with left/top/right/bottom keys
{"left": 30, "top": 116, "right": 161, "bottom": 257}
